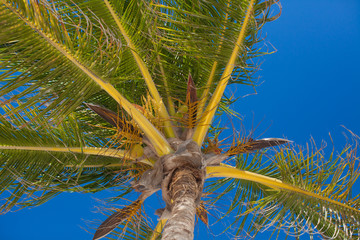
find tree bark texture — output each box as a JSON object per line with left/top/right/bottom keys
{"left": 161, "top": 165, "right": 203, "bottom": 240}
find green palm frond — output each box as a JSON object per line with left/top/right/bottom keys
{"left": 0, "top": 0, "right": 173, "bottom": 156}
{"left": 102, "top": 0, "right": 176, "bottom": 138}
{"left": 0, "top": 0, "right": 278, "bottom": 148}
{"left": 0, "top": 110, "right": 139, "bottom": 213}
{"left": 1, "top": 0, "right": 120, "bottom": 119}
{"left": 86, "top": 0, "right": 278, "bottom": 107}
{"left": 206, "top": 141, "right": 360, "bottom": 239}
{"left": 152, "top": 0, "right": 278, "bottom": 93}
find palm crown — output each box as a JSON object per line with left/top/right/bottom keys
{"left": 0, "top": 0, "right": 359, "bottom": 239}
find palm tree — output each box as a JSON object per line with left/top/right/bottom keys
{"left": 0, "top": 0, "right": 359, "bottom": 239}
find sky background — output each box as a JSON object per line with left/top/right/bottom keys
{"left": 1, "top": 1, "right": 360, "bottom": 239}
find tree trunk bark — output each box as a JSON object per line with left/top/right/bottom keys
{"left": 161, "top": 166, "right": 202, "bottom": 240}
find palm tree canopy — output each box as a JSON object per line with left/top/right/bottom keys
{"left": 1, "top": 0, "right": 359, "bottom": 239}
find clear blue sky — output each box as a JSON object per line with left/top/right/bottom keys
{"left": 1, "top": 1, "right": 360, "bottom": 239}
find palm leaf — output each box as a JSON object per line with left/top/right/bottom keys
{"left": 93, "top": 199, "right": 143, "bottom": 240}
{"left": 192, "top": 0, "right": 256, "bottom": 146}
{"left": 0, "top": 111, "right": 138, "bottom": 213}
{"left": 95, "top": 201, "right": 157, "bottom": 240}
{"left": 0, "top": 0, "right": 173, "bottom": 156}
{"left": 85, "top": 103, "right": 138, "bottom": 135}
{"left": 206, "top": 143, "right": 360, "bottom": 239}
{"left": 102, "top": 0, "right": 176, "bottom": 138}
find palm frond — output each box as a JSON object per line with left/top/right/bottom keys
{"left": 97, "top": 203, "right": 156, "bottom": 240}
{"left": 0, "top": 0, "right": 173, "bottom": 156}
{"left": 206, "top": 141, "right": 360, "bottom": 239}
{"left": 103, "top": 0, "right": 176, "bottom": 138}
{"left": 85, "top": 103, "right": 139, "bottom": 136}
{"left": 192, "top": 0, "right": 256, "bottom": 146}
{"left": 93, "top": 199, "right": 143, "bottom": 240}
{"left": 227, "top": 138, "right": 291, "bottom": 155}
{"left": 0, "top": 111, "right": 138, "bottom": 213}
{"left": 155, "top": 1, "right": 278, "bottom": 90}
{"left": 1, "top": 0, "right": 115, "bottom": 119}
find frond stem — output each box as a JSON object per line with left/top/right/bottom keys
{"left": 206, "top": 165, "right": 360, "bottom": 214}
{"left": 197, "top": 0, "right": 231, "bottom": 119}
{"left": 151, "top": 218, "right": 167, "bottom": 240}
{"left": 193, "top": 0, "right": 255, "bottom": 146}
{"left": 0, "top": 145, "right": 133, "bottom": 159}
{"left": 103, "top": 0, "right": 176, "bottom": 138}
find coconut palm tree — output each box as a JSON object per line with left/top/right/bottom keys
{"left": 0, "top": 0, "right": 359, "bottom": 239}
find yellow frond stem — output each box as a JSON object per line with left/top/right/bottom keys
{"left": 67, "top": 159, "right": 153, "bottom": 168}
{"left": 206, "top": 165, "right": 360, "bottom": 214}
{"left": 1, "top": 0, "right": 173, "bottom": 156}
{"left": 0, "top": 145, "right": 133, "bottom": 159}
{"left": 67, "top": 163, "right": 125, "bottom": 168}
{"left": 66, "top": 58, "right": 171, "bottom": 156}
{"left": 193, "top": 0, "right": 255, "bottom": 146}
{"left": 104, "top": 0, "right": 176, "bottom": 138}
{"left": 197, "top": 62, "right": 218, "bottom": 119}
{"left": 197, "top": 0, "right": 230, "bottom": 119}
{"left": 151, "top": 219, "right": 167, "bottom": 240}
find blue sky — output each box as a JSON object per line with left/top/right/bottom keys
{"left": 1, "top": 1, "right": 360, "bottom": 239}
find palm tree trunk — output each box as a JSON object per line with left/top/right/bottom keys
{"left": 161, "top": 166, "right": 203, "bottom": 240}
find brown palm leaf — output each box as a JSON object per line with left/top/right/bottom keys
{"left": 93, "top": 200, "right": 142, "bottom": 240}
{"left": 186, "top": 74, "right": 198, "bottom": 128}
{"left": 85, "top": 103, "right": 137, "bottom": 133}
{"left": 227, "top": 138, "right": 291, "bottom": 155}
{"left": 196, "top": 202, "right": 209, "bottom": 226}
